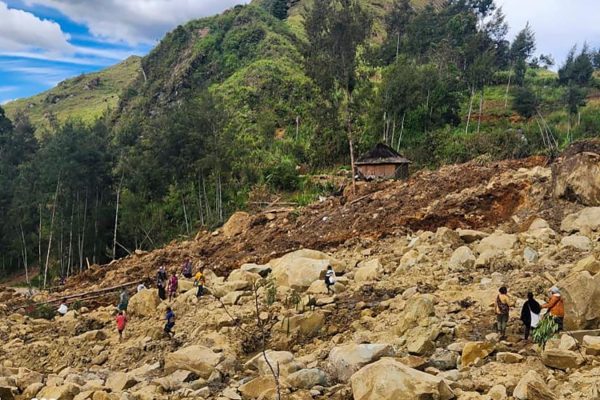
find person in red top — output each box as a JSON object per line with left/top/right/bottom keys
{"left": 116, "top": 311, "right": 127, "bottom": 341}
{"left": 167, "top": 272, "right": 178, "bottom": 302}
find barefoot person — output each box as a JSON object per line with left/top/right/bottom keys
{"left": 116, "top": 311, "right": 127, "bottom": 341}
{"left": 194, "top": 269, "right": 206, "bottom": 298}
{"left": 167, "top": 272, "right": 178, "bottom": 302}
{"left": 495, "top": 286, "right": 511, "bottom": 340}
{"left": 542, "top": 286, "right": 565, "bottom": 332}
{"left": 164, "top": 307, "right": 176, "bottom": 337}
{"left": 520, "top": 292, "right": 541, "bottom": 341}
{"left": 324, "top": 266, "right": 336, "bottom": 295}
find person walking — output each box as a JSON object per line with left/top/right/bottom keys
{"left": 194, "top": 269, "right": 206, "bottom": 298}
{"left": 520, "top": 292, "right": 541, "bottom": 341}
{"left": 164, "top": 307, "right": 176, "bottom": 337}
{"left": 495, "top": 286, "right": 511, "bottom": 340}
{"left": 157, "top": 266, "right": 168, "bottom": 300}
{"left": 167, "top": 271, "right": 178, "bottom": 302}
{"left": 182, "top": 259, "right": 193, "bottom": 279}
{"left": 324, "top": 266, "right": 336, "bottom": 295}
{"left": 118, "top": 288, "right": 129, "bottom": 314}
{"left": 116, "top": 311, "right": 127, "bottom": 341}
{"left": 542, "top": 286, "right": 565, "bottom": 332}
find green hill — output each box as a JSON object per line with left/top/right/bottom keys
{"left": 4, "top": 56, "right": 141, "bottom": 133}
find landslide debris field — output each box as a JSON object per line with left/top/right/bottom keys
{"left": 64, "top": 155, "right": 561, "bottom": 294}
{"left": 1, "top": 145, "right": 600, "bottom": 400}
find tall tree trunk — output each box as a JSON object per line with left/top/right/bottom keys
{"left": 79, "top": 193, "right": 88, "bottom": 272}
{"left": 465, "top": 86, "right": 475, "bottom": 134}
{"left": 67, "top": 199, "right": 74, "bottom": 277}
{"left": 397, "top": 112, "right": 406, "bottom": 151}
{"left": 44, "top": 178, "right": 60, "bottom": 289}
{"left": 113, "top": 175, "right": 124, "bottom": 260}
{"left": 93, "top": 191, "right": 99, "bottom": 265}
{"left": 182, "top": 194, "right": 190, "bottom": 235}
{"left": 504, "top": 67, "right": 512, "bottom": 109}
{"left": 38, "top": 204, "right": 42, "bottom": 270}
{"left": 196, "top": 178, "right": 204, "bottom": 226}
{"left": 19, "top": 223, "right": 29, "bottom": 286}
{"left": 347, "top": 91, "right": 356, "bottom": 194}
{"left": 477, "top": 86, "right": 485, "bottom": 134}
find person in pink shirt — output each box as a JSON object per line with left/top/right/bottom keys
{"left": 167, "top": 272, "right": 178, "bottom": 301}
{"left": 116, "top": 311, "right": 127, "bottom": 341}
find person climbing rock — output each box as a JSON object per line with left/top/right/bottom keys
{"left": 167, "top": 271, "right": 178, "bottom": 301}
{"left": 164, "top": 307, "right": 176, "bottom": 337}
{"left": 542, "top": 286, "right": 565, "bottom": 332}
{"left": 118, "top": 288, "right": 129, "bottom": 314}
{"left": 57, "top": 299, "right": 68, "bottom": 316}
{"left": 116, "top": 310, "right": 127, "bottom": 341}
{"left": 520, "top": 292, "right": 541, "bottom": 341}
{"left": 194, "top": 269, "right": 206, "bottom": 298}
{"left": 157, "top": 266, "right": 168, "bottom": 300}
{"left": 182, "top": 259, "right": 193, "bottom": 279}
{"left": 325, "top": 266, "right": 336, "bottom": 295}
{"left": 137, "top": 283, "right": 146, "bottom": 293}
{"left": 495, "top": 286, "right": 511, "bottom": 340}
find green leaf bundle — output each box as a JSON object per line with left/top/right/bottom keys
{"left": 532, "top": 316, "right": 559, "bottom": 349}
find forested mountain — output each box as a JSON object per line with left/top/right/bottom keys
{"left": 1, "top": 0, "right": 600, "bottom": 283}
{"left": 4, "top": 56, "right": 141, "bottom": 133}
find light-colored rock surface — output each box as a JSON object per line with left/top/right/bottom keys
{"left": 553, "top": 152, "right": 600, "bottom": 206}
{"left": 164, "top": 345, "right": 224, "bottom": 378}
{"left": 328, "top": 343, "right": 394, "bottom": 382}
{"left": 350, "top": 358, "right": 454, "bottom": 400}
{"left": 128, "top": 289, "right": 161, "bottom": 317}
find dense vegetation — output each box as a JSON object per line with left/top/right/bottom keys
{"left": 2, "top": 0, "right": 600, "bottom": 283}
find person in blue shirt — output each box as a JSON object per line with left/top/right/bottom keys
{"left": 164, "top": 307, "right": 176, "bottom": 337}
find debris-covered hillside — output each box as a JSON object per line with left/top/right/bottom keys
{"left": 1, "top": 143, "right": 600, "bottom": 400}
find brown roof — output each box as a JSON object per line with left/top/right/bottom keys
{"left": 355, "top": 143, "right": 411, "bottom": 165}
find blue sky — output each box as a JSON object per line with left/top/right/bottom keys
{"left": 1, "top": 0, "right": 599, "bottom": 105}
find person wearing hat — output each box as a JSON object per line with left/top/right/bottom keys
{"left": 542, "top": 286, "right": 565, "bottom": 331}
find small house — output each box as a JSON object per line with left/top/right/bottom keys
{"left": 355, "top": 143, "right": 411, "bottom": 180}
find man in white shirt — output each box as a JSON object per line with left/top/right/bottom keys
{"left": 57, "top": 299, "right": 68, "bottom": 316}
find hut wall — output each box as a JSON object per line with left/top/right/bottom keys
{"left": 357, "top": 164, "right": 398, "bottom": 178}
{"left": 395, "top": 164, "right": 409, "bottom": 180}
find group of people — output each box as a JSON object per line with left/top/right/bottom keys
{"left": 495, "top": 286, "right": 565, "bottom": 340}
{"left": 113, "top": 259, "right": 206, "bottom": 340}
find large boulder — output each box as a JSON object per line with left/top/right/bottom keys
{"left": 513, "top": 370, "right": 556, "bottom": 400}
{"left": 553, "top": 150, "right": 600, "bottom": 206}
{"left": 350, "top": 358, "right": 454, "bottom": 400}
{"left": 164, "top": 345, "right": 224, "bottom": 379}
{"left": 328, "top": 343, "right": 394, "bottom": 382}
{"left": 541, "top": 348, "right": 584, "bottom": 370}
{"left": 582, "top": 335, "right": 600, "bottom": 355}
{"left": 449, "top": 246, "right": 476, "bottom": 270}
{"left": 278, "top": 311, "right": 325, "bottom": 337}
{"left": 245, "top": 351, "right": 303, "bottom": 377}
{"left": 558, "top": 271, "right": 600, "bottom": 330}
{"left": 105, "top": 372, "right": 138, "bottom": 392}
{"left": 561, "top": 207, "right": 600, "bottom": 234}
{"left": 238, "top": 376, "right": 276, "bottom": 400}
{"left": 269, "top": 250, "right": 343, "bottom": 291}
{"left": 285, "top": 368, "right": 327, "bottom": 390}
{"left": 461, "top": 342, "right": 494, "bottom": 367}
{"left": 475, "top": 232, "right": 517, "bottom": 254}
{"left": 354, "top": 259, "right": 381, "bottom": 283}
{"left": 223, "top": 211, "right": 252, "bottom": 238}
{"left": 395, "top": 295, "right": 435, "bottom": 335}
{"left": 574, "top": 255, "right": 600, "bottom": 274}
{"left": 128, "top": 289, "right": 161, "bottom": 317}
{"left": 36, "top": 384, "right": 80, "bottom": 400}
{"left": 560, "top": 235, "right": 592, "bottom": 251}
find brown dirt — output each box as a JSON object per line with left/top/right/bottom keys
{"left": 39, "top": 156, "right": 553, "bottom": 305}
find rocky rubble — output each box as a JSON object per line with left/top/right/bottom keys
{"left": 2, "top": 149, "right": 600, "bottom": 400}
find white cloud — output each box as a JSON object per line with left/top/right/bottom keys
{"left": 500, "top": 0, "right": 600, "bottom": 65}
{"left": 23, "top": 0, "right": 251, "bottom": 45}
{"left": 0, "top": 1, "right": 73, "bottom": 54}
